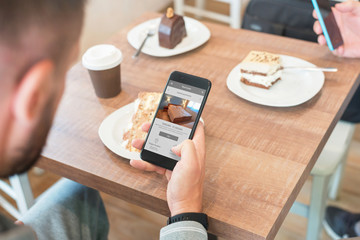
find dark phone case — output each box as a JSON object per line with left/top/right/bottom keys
{"left": 324, "top": 11, "right": 344, "bottom": 49}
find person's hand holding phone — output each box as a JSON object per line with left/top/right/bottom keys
{"left": 313, "top": 1, "right": 360, "bottom": 58}
{"left": 131, "top": 122, "right": 206, "bottom": 216}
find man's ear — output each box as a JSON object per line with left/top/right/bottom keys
{"left": 12, "top": 60, "right": 55, "bottom": 125}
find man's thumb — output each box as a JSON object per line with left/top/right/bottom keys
{"left": 171, "top": 142, "right": 184, "bottom": 157}
{"left": 171, "top": 140, "right": 194, "bottom": 159}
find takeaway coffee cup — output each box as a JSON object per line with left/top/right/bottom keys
{"left": 82, "top": 44, "right": 123, "bottom": 98}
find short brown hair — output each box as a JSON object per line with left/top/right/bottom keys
{"left": 0, "top": 0, "right": 86, "bottom": 87}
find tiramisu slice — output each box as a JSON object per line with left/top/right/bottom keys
{"left": 239, "top": 51, "right": 282, "bottom": 89}
{"left": 122, "top": 92, "right": 161, "bottom": 152}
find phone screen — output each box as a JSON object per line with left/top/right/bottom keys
{"left": 311, "top": 0, "right": 343, "bottom": 51}
{"left": 143, "top": 80, "right": 206, "bottom": 161}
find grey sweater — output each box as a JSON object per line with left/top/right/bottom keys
{"left": 1, "top": 213, "right": 207, "bottom": 240}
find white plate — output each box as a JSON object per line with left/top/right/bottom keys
{"left": 99, "top": 102, "right": 141, "bottom": 160}
{"left": 127, "top": 17, "right": 211, "bottom": 57}
{"left": 98, "top": 102, "right": 204, "bottom": 160}
{"left": 226, "top": 55, "right": 325, "bottom": 107}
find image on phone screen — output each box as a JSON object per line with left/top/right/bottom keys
{"left": 143, "top": 80, "right": 206, "bottom": 161}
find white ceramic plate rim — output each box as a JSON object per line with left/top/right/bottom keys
{"left": 226, "top": 55, "right": 325, "bottom": 107}
{"left": 99, "top": 102, "right": 141, "bottom": 160}
{"left": 127, "top": 17, "right": 211, "bottom": 57}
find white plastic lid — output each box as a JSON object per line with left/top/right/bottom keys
{"left": 82, "top": 44, "right": 123, "bottom": 71}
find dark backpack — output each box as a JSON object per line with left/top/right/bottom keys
{"left": 242, "top": 0, "right": 319, "bottom": 42}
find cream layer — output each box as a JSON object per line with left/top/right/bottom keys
{"left": 242, "top": 71, "right": 282, "bottom": 87}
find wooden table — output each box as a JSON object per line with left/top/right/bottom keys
{"left": 38, "top": 13, "right": 360, "bottom": 239}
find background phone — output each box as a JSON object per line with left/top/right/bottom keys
{"left": 311, "top": 0, "right": 344, "bottom": 51}
{"left": 140, "top": 71, "right": 211, "bottom": 170}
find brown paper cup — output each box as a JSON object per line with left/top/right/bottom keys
{"left": 88, "top": 64, "right": 121, "bottom": 98}
{"left": 82, "top": 44, "right": 123, "bottom": 99}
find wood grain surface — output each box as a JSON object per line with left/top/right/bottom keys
{"left": 38, "top": 12, "right": 360, "bottom": 240}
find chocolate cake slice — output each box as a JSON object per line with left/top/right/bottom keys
{"left": 168, "top": 105, "right": 192, "bottom": 123}
{"left": 158, "top": 8, "right": 187, "bottom": 49}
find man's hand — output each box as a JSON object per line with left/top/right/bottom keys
{"left": 130, "top": 122, "right": 206, "bottom": 216}
{"left": 313, "top": 1, "right": 360, "bottom": 58}
{"left": 15, "top": 220, "right": 24, "bottom": 226}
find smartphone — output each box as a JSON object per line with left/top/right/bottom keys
{"left": 140, "top": 71, "right": 211, "bottom": 170}
{"left": 311, "top": 0, "right": 343, "bottom": 51}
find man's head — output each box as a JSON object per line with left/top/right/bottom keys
{"left": 0, "top": 0, "right": 86, "bottom": 177}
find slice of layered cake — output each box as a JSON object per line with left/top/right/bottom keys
{"left": 239, "top": 51, "right": 283, "bottom": 89}
{"left": 122, "top": 92, "right": 161, "bottom": 152}
{"left": 158, "top": 8, "right": 187, "bottom": 49}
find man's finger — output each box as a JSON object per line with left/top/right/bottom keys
{"left": 318, "top": 35, "right": 327, "bottom": 46}
{"left": 141, "top": 122, "right": 151, "bottom": 132}
{"left": 130, "top": 159, "right": 166, "bottom": 175}
{"left": 312, "top": 9, "right": 318, "bottom": 19}
{"left": 132, "top": 139, "right": 144, "bottom": 150}
{"left": 313, "top": 21, "right": 323, "bottom": 35}
{"left": 14, "top": 220, "right": 24, "bottom": 226}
